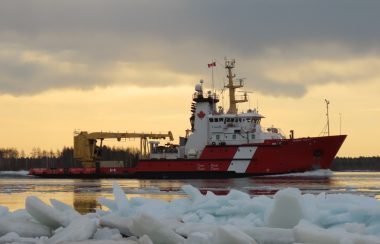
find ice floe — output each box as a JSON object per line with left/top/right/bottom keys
{"left": 265, "top": 169, "right": 334, "bottom": 177}
{"left": 1, "top": 182, "right": 380, "bottom": 243}
{"left": 0, "top": 170, "right": 30, "bottom": 177}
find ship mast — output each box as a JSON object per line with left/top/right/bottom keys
{"left": 325, "top": 99, "right": 330, "bottom": 136}
{"left": 225, "top": 59, "right": 248, "bottom": 114}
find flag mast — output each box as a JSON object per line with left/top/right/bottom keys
{"left": 325, "top": 99, "right": 330, "bottom": 136}
{"left": 208, "top": 60, "right": 217, "bottom": 113}
{"left": 212, "top": 61, "right": 214, "bottom": 92}
{"left": 208, "top": 60, "right": 216, "bottom": 92}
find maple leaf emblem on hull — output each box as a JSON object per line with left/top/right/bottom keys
{"left": 197, "top": 111, "right": 206, "bottom": 119}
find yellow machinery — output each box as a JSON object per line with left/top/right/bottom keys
{"left": 74, "top": 131, "right": 174, "bottom": 167}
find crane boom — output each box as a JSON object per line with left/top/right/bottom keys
{"left": 84, "top": 131, "right": 174, "bottom": 141}
{"left": 74, "top": 130, "right": 174, "bottom": 167}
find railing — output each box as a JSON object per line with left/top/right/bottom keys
{"left": 225, "top": 79, "right": 244, "bottom": 88}
{"left": 192, "top": 92, "right": 219, "bottom": 101}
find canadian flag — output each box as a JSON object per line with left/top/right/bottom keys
{"left": 208, "top": 62, "right": 216, "bottom": 68}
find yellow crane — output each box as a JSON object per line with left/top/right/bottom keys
{"left": 74, "top": 131, "right": 174, "bottom": 167}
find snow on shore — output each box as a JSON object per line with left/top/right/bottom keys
{"left": 1, "top": 182, "right": 380, "bottom": 244}
{"left": 0, "top": 170, "right": 30, "bottom": 177}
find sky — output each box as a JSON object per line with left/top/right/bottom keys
{"left": 0, "top": 0, "right": 379, "bottom": 157}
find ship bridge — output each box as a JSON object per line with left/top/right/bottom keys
{"left": 208, "top": 109, "right": 264, "bottom": 125}
{"left": 208, "top": 109, "right": 268, "bottom": 145}
{"left": 184, "top": 59, "right": 285, "bottom": 158}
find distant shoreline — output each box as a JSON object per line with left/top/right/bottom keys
{"left": 0, "top": 146, "right": 379, "bottom": 172}
{"left": 332, "top": 156, "right": 380, "bottom": 171}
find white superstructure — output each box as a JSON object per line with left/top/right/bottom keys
{"left": 182, "top": 59, "right": 285, "bottom": 159}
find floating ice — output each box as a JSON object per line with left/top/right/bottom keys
{"left": 48, "top": 216, "right": 97, "bottom": 243}
{"left": 181, "top": 184, "right": 204, "bottom": 203}
{"left": 97, "top": 197, "right": 118, "bottom": 212}
{"left": 0, "top": 206, "right": 8, "bottom": 217}
{"left": 1, "top": 182, "right": 380, "bottom": 243}
{"left": 211, "top": 225, "right": 257, "bottom": 244}
{"left": 268, "top": 169, "right": 334, "bottom": 177}
{"left": 0, "top": 170, "right": 30, "bottom": 177}
{"left": 0, "top": 216, "right": 51, "bottom": 237}
{"left": 294, "top": 220, "right": 380, "bottom": 244}
{"left": 0, "top": 232, "right": 45, "bottom": 244}
{"left": 50, "top": 198, "right": 81, "bottom": 221}
{"left": 129, "top": 213, "right": 185, "bottom": 244}
{"left": 112, "top": 182, "right": 131, "bottom": 217}
{"left": 266, "top": 187, "right": 303, "bottom": 228}
{"left": 99, "top": 214, "right": 133, "bottom": 236}
{"left": 26, "top": 196, "right": 69, "bottom": 229}
{"left": 93, "top": 227, "right": 122, "bottom": 240}
{"left": 183, "top": 225, "right": 258, "bottom": 244}
{"left": 241, "top": 226, "right": 295, "bottom": 244}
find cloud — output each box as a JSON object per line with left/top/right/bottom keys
{"left": 0, "top": 45, "right": 98, "bottom": 95}
{"left": 242, "top": 51, "right": 380, "bottom": 96}
{"left": 1, "top": 0, "right": 380, "bottom": 97}
{"left": 0, "top": 44, "right": 202, "bottom": 95}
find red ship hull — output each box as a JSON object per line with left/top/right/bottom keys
{"left": 29, "top": 135, "right": 346, "bottom": 179}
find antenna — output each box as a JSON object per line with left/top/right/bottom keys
{"left": 339, "top": 112, "right": 342, "bottom": 135}
{"left": 224, "top": 59, "right": 247, "bottom": 114}
{"left": 238, "top": 90, "right": 253, "bottom": 109}
{"left": 256, "top": 98, "right": 259, "bottom": 112}
{"left": 325, "top": 99, "right": 330, "bottom": 136}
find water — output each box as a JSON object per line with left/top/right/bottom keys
{"left": 1, "top": 171, "right": 379, "bottom": 213}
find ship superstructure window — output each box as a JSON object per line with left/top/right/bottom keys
{"left": 254, "top": 118, "right": 261, "bottom": 124}
{"left": 251, "top": 134, "right": 255, "bottom": 139}
{"left": 209, "top": 118, "right": 223, "bottom": 123}
{"left": 232, "top": 134, "right": 237, "bottom": 140}
{"left": 216, "top": 135, "right": 220, "bottom": 140}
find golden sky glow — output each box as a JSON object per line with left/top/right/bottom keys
{"left": 0, "top": 72, "right": 379, "bottom": 157}
{"left": 0, "top": 1, "right": 380, "bottom": 157}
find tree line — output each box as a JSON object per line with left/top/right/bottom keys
{"left": 0, "top": 147, "right": 139, "bottom": 171}
{"left": 0, "top": 147, "right": 379, "bottom": 171}
{"left": 332, "top": 156, "right": 380, "bottom": 171}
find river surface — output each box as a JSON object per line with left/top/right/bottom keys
{"left": 1, "top": 171, "right": 379, "bottom": 213}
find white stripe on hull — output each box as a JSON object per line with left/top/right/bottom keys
{"left": 228, "top": 147, "right": 257, "bottom": 173}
